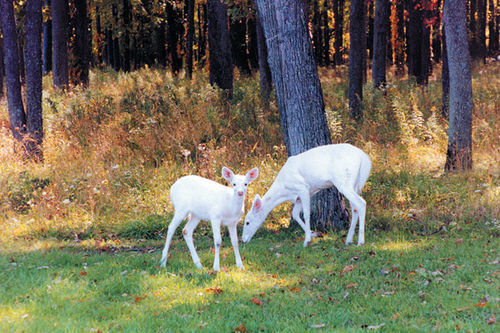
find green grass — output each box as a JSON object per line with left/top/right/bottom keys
{"left": 1, "top": 225, "right": 498, "bottom": 332}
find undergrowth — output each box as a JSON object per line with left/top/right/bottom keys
{"left": 0, "top": 63, "right": 498, "bottom": 242}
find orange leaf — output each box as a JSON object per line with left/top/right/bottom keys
{"left": 251, "top": 297, "right": 263, "bottom": 306}
{"left": 342, "top": 265, "right": 356, "bottom": 273}
{"left": 474, "top": 302, "right": 487, "bottom": 307}
{"left": 289, "top": 287, "right": 300, "bottom": 292}
{"left": 134, "top": 297, "right": 142, "bottom": 303}
{"left": 346, "top": 282, "right": 358, "bottom": 289}
{"left": 488, "top": 314, "right": 496, "bottom": 325}
{"left": 234, "top": 324, "right": 248, "bottom": 332}
{"left": 205, "top": 287, "right": 223, "bottom": 295}
{"left": 79, "top": 271, "right": 87, "bottom": 276}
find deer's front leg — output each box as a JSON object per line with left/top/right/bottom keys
{"left": 228, "top": 223, "right": 244, "bottom": 269}
{"left": 210, "top": 219, "right": 222, "bottom": 272}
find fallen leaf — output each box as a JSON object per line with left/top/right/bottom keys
{"left": 346, "top": 282, "right": 358, "bottom": 289}
{"left": 488, "top": 314, "right": 496, "bottom": 325}
{"left": 251, "top": 297, "right": 262, "bottom": 306}
{"left": 310, "top": 323, "right": 325, "bottom": 328}
{"left": 234, "top": 324, "right": 248, "bottom": 332}
{"left": 342, "top": 265, "right": 356, "bottom": 273}
{"left": 460, "top": 284, "right": 472, "bottom": 291}
{"left": 79, "top": 271, "right": 87, "bottom": 276}
{"left": 205, "top": 287, "right": 223, "bottom": 295}
{"left": 134, "top": 296, "right": 143, "bottom": 303}
{"left": 455, "top": 238, "right": 463, "bottom": 244}
{"left": 289, "top": 287, "right": 300, "bottom": 292}
{"left": 474, "top": 302, "right": 487, "bottom": 307}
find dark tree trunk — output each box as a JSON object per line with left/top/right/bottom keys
{"left": 441, "top": 23, "right": 450, "bottom": 119}
{"left": 207, "top": 0, "right": 233, "bottom": 98}
{"left": 255, "top": 0, "right": 348, "bottom": 231}
{"left": 312, "top": 0, "right": 322, "bottom": 65}
{"left": 255, "top": 13, "right": 272, "bottom": 102}
{"left": 333, "top": 0, "right": 345, "bottom": 66}
{"left": 25, "top": 0, "right": 44, "bottom": 161}
{"left": 52, "top": 0, "right": 68, "bottom": 88}
{"left": 395, "top": 0, "right": 405, "bottom": 75}
{"left": 196, "top": 3, "right": 208, "bottom": 66}
{"left": 112, "top": 5, "right": 120, "bottom": 71}
{"left": 469, "top": 0, "right": 480, "bottom": 58}
{"left": 230, "top": 18, "right": 251, "bottom": 76}
{"left": 157, "top": 21, "right": 166, "bottom": 67}
{"left": 72, "top": 0, "right": 89, "bottom": 86}
{"left": 105, "top": 29, "right": 112, "bottom": 67}
{"left": 432, "top": 0, "right": 442, "bottom": 63}
{"left": 488, "top": 0, "right": 499, "bottom": 52}
{"left": 349, "top": 0, "right": 366, "bottom": 121}
{"left": 122, "top": 0, "right": 131, "bottom": 72}
{"left": 166, "top": 3, "right": 183, "bottom": 74}
{"left": 0, "top": 35, "right": 4, "bottom": 99}
{"left": 444, "top": 0, "right": 473, "bottom": 171}
{"left": 321, "top": 6, "right": 330, "bottom": 66}
{"left": 42, "top": 0, "right": 52, "bottom": 74}
{"left": 247, "top": 15, "right": 259, "bottom": 71}
{"left": 408, "top": 0, "right": 428, "bottom": 84}
{"left": 95, "top": 6, "right": 103, "bottom": 66}
{"left": 372, "top": 0, "right": 389, "bottom": 89}
{"left": 186, "top": 0, "right": 195, "bottom": 79}
{"left": 421, "top": 6, "right": 431, "bottom": 85}
{"left": 0, "top": 0, "right": 27, "bottom": 144}
{"left": 478, "top": 0, "right": 487, "bottom": 62}
{"left": 366, "top": 0, "right": 374, "bottom": 61}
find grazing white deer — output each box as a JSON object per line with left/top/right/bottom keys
{"left": 241, "top": 144, "right": 371, "bottom": 247}
{"left": 160, "top": 167, "right": 259, "bottom": 271}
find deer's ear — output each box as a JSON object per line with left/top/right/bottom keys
{"left": 253, "top": 195, "right": 262, "bottom": 211}
{"left": 222, "top": 167, "right": 233, "bottom": 182}
{"left": 246, "top": 168, "right": 259, "bottom": 182}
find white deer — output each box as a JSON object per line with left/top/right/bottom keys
{"left": 241, "top": 144, "right": 371, "bottom": 247}
{"left": 160, "top": 167, "right": 259, "bottom": 271}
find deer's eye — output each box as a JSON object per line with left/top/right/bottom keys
{"left": 244, "top": 183, "right": 248, "bottom": 186}
{"left": 233, "top": 183, "right": 236, "bottom": 186}
{"left": 246, "top": 222, "right": 250, "bottom": 226}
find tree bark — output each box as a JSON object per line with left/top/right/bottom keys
{"left": 186, "top": 0, "right": 195, "bottom": 79}
{"left": 488, "top": 0, "right": 499, "bottom": 52}
{"left": 207, "top": 0, "right": 233, "bottom": 98}
{"left": 42, "top": 0, "right": 51, "bottom": 74}
{"left": 394, "top": 0, "right": 405, "bottom": 76}
{"left": 349, "top": 0, "right": 366, "bottom": 121}
{"left": 247, "top": 15, "right": 259, "bottom": 71}
{"left": 1, "top": 0, "right": 27, "bottom": 148}
{"left": 122, "top": 0, "right": 131, "bottom": 72}
{"left": 478, "top": 0, "right": 487, "bottom": 62}
{"left": 25, "top": 0, "right": 44, "bottom": 161}
{"left": 372, "top": 0, "right": 389, "bottom": 89}
{"left": 255, "top": 0, "right": 348, "bottom": 231}
{"left": 52, "top": 0, "right": 68, "bottom": 88}
{"left": 444, "top": 0, "right": 473, "bottom": 171}
{"left": 0, "top": 34, "right": 4, "bottom": 99}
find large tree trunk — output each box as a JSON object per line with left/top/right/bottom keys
{"left": 256, "top": 13, "right": 272, "bottom": 102}
{"left": 207, "top": 0, "right": 233, "bottom": 98}
{"left": 72, "top": 0, "right": 89, "bottom": 86}
{"left": 52, "top": 0, "right": 68, "bottom": 88}
{"left": 333, "top": 0, "right": 345, "bottom": 66}
{"left": 1, "top": 0, "right": 27, "bottom": 145}
{"left": 255, "top": 0, "right": 348, "bottom": 231}
{"left": 349, "top": 0, "right": 365, "bottom": 121}
{"left": 42, "top": 0, "right": 52, "bottom": 74}
{"left": 25, "top": 0, "right": 44, "bottom": 161}
{"left": 185, "top": 0, "right": 195, "bottom": 79}
{"left": 444, "top": 0, "right": 473, "bottom": 171}
{"left": 372, "top": 0, "right": 389, "bottom": 89}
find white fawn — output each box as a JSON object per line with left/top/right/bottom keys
{"left": 241, "top": 144, "right": 371, "bottom": 247}
{"left": 160, "top": 167, "right": 259, "bottom": 271}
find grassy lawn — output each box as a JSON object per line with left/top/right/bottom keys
{"left": 1, "top": 225, "right": 498, "bottom": 332}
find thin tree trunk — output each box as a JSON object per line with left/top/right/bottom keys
{"left": 394, "top": 0, "right": 405, "bottom": 76}
{"left": 52, "top": 0, "right": 68, "bottom": 88}
{"left": 186, "top": 0, "right": 195, "bottom": 79}
{"left": 255, "top": 0, "right": 348, "bottom": 230}
{"left": 230, "top": 17, "right": 251, "bottom": 75}
{"left": 207, "top": 0, "right": 233, "bottom": 98}
{"left": 0, "top": 34, "right": 4, "bottom": 99}
{"left": 488, "top": 0, "right": 499, "bottom": 52}
{"left": 0, "top": 0, "right": 27, "bottom": 145}
{"left": 333, "top": 0, "right": 345, "bottom": 66}
{"left": 25, "top": 0, "right": 44, "bottom": 161}
{"left": 42, "top": 0, "right": 52, "bottom": 74}
{"left": 432, "top": 0, "right": 442, "bottom": 63}
{"left": 478, "top": 0, "right": 487, "bottom": 62}
{"left": 444, "top": 0, "right": 473, "bottom": 171}
{"left": 349, "top": 0, "right": 365, "bottom": 121}
{"left": 247, "top": 15, "right": 259, "bottom": 71}
{"left": 122, "top": 0, "right": 131, "bottom": 72}
{"left": 441, "top": 23, "right": 450, "bottom": 119}
{"left": 372, "top": 0, "right": 389, "bottom": 89}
